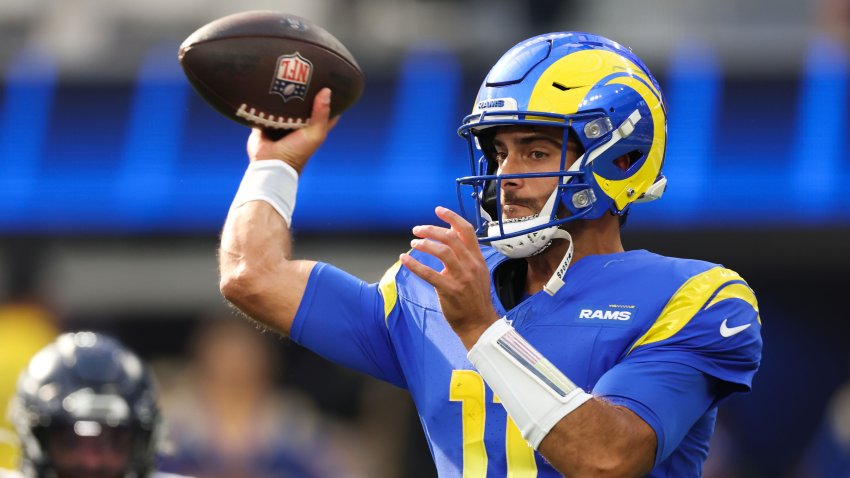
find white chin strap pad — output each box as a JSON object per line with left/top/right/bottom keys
{"left": 486, "top": 189, "right": 560, "bottom": 259}
{"left": 489, "top": 223, "right": 560, "bottom": 259}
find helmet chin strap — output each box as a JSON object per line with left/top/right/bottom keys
{"left": 489, "top": 222, "right": 574, "bottom": 297}
{"left": 484, "top": 188, "right": 575, "bottom": 296}
{"left": 542, "top": 229, "right": 573, "bottom": 296}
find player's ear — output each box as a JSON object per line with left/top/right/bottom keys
{"left": 613, "top": 151, "right": 642, "bottom": 171}
{"left": 614, "top": 154, "right": 629, "bottom": 171}
{"left": 614, "top": 154, "right": 630, "bottom": 171}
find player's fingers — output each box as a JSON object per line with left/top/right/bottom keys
{"left": 435, "top": 206, "right": 480, "bottom": 253}
{"left": 410, "top": 237, "right": 462, "bottom": 272}
{"left": 412, "top": 225, "right": 467, "bottom": 264}
{"left": 292, "top": 88, "right": 332, "bottom": 151}
{"left": 400, "top": 252, "right": 443, "bottom": 288}
{"left": 258, "top": 89, "right": 331, "bottom": 168}
{"left": 307, "top": 88, "right": 332, "bottom": 134}
{"left": 411, "top": 224, "right": 450, "bottom": 240}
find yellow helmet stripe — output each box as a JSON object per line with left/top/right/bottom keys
{"left": 528, "top": 50, "right": 648, "bottom": 116}
{"left": 592, "top": 74, "right": 666, "bottom": 210}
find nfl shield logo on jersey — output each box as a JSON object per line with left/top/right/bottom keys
{"left": 269, "top": 52, "right": 313, "bottom": 102}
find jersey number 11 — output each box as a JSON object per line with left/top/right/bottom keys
{"left": 450, "top": 370, "right": 538, "bottom": 477}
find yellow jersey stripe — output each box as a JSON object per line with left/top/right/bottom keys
{"left": 706, "top": 282, "right": 761, "bottom": 324}
{"left": 628, "top": 267, "right": 745, "bottom": 353}
{"left": 379, "top": 260, "right": 403, "bottom": 325}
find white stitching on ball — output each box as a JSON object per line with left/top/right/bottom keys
{"left": 236, "top": 104, "right": 310, "bottom": 129}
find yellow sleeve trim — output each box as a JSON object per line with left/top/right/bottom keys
{"left": 378, "top": 260, "right": 403, "bottom": 324}
{"left": 705, "top": 282, "right": 761, "bottom": 324}
{"left": 628, "top": 267, "right": 753, "bottom": 354}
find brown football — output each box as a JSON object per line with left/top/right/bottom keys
{"left": 178, "top": 11, "right": 364, "bottom": 132}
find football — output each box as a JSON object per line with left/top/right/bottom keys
{"left": 178, "top": 11, "right": 364, "bottom": 133}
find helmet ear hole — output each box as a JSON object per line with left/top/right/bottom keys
{"left": 615, "top": 150, "right": 644, "bottom": 172}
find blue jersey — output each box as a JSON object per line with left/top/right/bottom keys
{"left": 291, "top": 248, "right": 762, "bottom": 477}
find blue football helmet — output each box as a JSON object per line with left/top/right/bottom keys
{"left": 457, "top": 32, "right": 668, "bottom": 258}
{"left": 10, "top": 332, "right": 160, "bottom": 478}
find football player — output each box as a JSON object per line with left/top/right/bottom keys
{"left": 1, "top": 332, "right": 187, "bottom": 478}
{"left": 219, "top": 32, "right": 763, "bottom": 477}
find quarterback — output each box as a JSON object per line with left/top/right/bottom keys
{"left": 219, "top": 32, "right": 763, "bottom": 477}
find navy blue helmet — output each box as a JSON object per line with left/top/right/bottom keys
{"left": 10, "top": 332, "right": 160, "bottom": 478}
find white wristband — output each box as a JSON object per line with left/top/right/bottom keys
{"left": 230, "top": 160, "right": 299, "bottom": 227}
{"left": 467, "top": 318, "right": 593, "bottom": 449}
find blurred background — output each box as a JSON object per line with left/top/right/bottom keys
{"left": 1, "top": 0, "right": 849, "bottom": 476}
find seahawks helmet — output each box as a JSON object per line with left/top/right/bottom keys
{"left": 457, "top": 32, "right": 667, "bottom": 258}
{"left": 10, "top": 332, "right": 160, "bottom": 478}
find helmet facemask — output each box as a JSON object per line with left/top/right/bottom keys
{"left": 456, "top": 111, "right": 604, "bottom": 259}
{"left": 39, "top": 424, "right": 142, "bottom": 478}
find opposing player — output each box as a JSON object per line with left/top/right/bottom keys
{"left": 1, "top": 332, "right": 188, "bottom": 478}
{"left": 219, "top": 32, "right": 763, "bottom": 477}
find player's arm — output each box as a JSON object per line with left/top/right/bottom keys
{"left": 219, "top": 88, "right": 336, "bottom": 335}
{"left": 539, "top": 397, "right": 656, "bottom": 477}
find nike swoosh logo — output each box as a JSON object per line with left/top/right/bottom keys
{"left": 720, "top": 319, "right": 751, "bottom": 338}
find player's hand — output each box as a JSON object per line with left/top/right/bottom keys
{"left": 247, "top": 87, "right": 339, "bottom": 173}
{"left": 401, "top": 206, "right": 500, "bottom": 350}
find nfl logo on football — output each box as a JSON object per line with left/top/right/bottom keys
{"left": 270, "top": 52, "right": 313, "bottom": 102}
